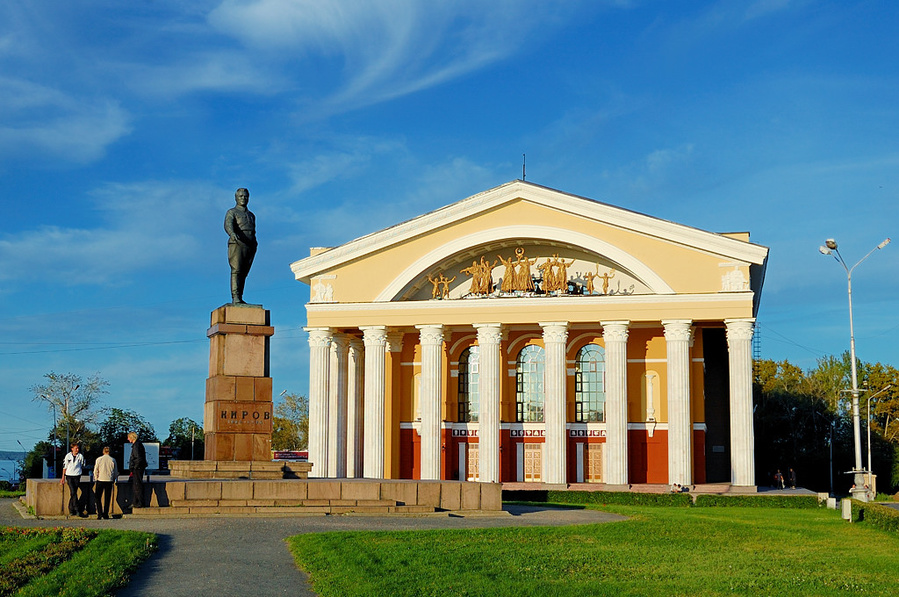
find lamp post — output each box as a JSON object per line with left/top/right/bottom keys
{"left": 16, "top": 440, "right": 26, "bottom": 483}
{"left": 819, "top": 237, "right": 890, "bottom": 500}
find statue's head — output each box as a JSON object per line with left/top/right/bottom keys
{"left": 235, "top": 188, "right": 249, "bottom": 206}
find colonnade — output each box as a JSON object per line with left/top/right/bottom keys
{"left": 305, "top": 318, "right": 756, "bottom": 486}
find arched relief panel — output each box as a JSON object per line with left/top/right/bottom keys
{"left": 376, "top": 226, "right": 675, "bottom": 302}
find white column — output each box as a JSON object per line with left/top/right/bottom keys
{"left": 540, "top": 321, "right": 569, "bottom": 485}
{"left": 305, "top": 327, "right": 332, "bottom": 479}
{"left": 602, "top": 320, "right": 630, "bottom": 486}
{"left": 663, "top": 320, "right": 693, "bottom": 486}
{"left": 326, "top": 334, "right": 349, "bottom": 478}
{"left": 361, "top": 326, "right": 387, "bottom": 478}
{"left": 726, "top": 319, "right": 756, "bottom": 487}
{"left": 417, "top": 324, "right": 445, "bottom": 480}
{"left": 474, "top": 323, "right": 503, "bottom": 483}
{"left": 346, "top": 338, "right": 364, "bottom": 478}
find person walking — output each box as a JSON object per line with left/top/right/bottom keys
{"left": 789, "top": 468, "right": 797, "bottom": 490}
{"left": 128, "top": 432, "right": 147, "bottom": 509}
{"left": 94, "top": 446, "right": 118, "bottom": 519}
{"left": 60, "top": 443, "right": 86, "bottom": 517}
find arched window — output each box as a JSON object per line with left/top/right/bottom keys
{"left": 458, "top": 346, "right": 479, "bottom": 422}
{"left": 516, "top": 345, "right": 545, "bottom": 422}
{"left": 575, "top": 344, "right": 606, "bottom": 422}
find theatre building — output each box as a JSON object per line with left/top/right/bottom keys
{"left": 291, "top": 181, "right": 768, "bottom": 488}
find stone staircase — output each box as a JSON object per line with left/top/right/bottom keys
{"left": 124, "top": 478, "right": 500, "bottom": 518}
{"left": 130, "top": 498, "right": 436, "bottom": 517}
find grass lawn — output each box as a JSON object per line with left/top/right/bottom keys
{"left": 288, "top": 505, "right": 899, "bottom": 596}
{"left": 0, "top": 527, "right": 157, "bottom": 597}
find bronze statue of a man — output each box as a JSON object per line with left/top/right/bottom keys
{"left": 224, "top": 188, "right": 257, "bottom": 304}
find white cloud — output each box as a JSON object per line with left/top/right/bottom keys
{"left": 0, "top": 77, "right": 132, "bottom": 164}
{"left": 207, "top": 0, "right": 594, "bottom": 113}
{"left": 0, "top": 180, "right": 225, "bottom": 285}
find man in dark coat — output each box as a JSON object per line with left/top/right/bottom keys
{"left": 128, "top": 432, "right": 147, "bottom": 508}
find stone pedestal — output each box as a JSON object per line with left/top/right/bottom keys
{"left": 204, "top": 304, "right": 274, "bottom": 462}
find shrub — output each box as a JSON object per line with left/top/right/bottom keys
{"left": 694, "top": 495, "right": 821, "bottom": 509}
{"left": 543, "top": 490, "right": 692, "bottom": 507}
{"left": 850, "top": 500, "right": 899, "bottom": 532}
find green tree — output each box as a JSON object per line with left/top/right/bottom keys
{"left": 30, "top": 372, "right": 108, "bottom": 449}
{"left": 271, "top": 393, "right": 308, "bottom": 451}
{"left": 98, "top": 408, "right": 157, "bottom": 466}
{"left": 164, "top": 417, "right": 204, "bottom": 460}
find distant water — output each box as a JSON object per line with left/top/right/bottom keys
{"left": 0, "top": 459, "right": 18, "bottom": 483}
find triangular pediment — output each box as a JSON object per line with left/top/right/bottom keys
{"left": 291, "top": 181, "right": 768, "bottom": 305}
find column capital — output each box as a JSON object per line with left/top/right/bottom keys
{"left": 539, "top": 321, "right": 569, "bottom": 344}
{"left": 361, "top": 326, "right": 388, "bottom": 346}
{"left": 305, "top": 327, "right": 333, "bottom": 348}
{"left": 474, "top": 323, "right": 503, "bottom": 345}
{"left": 725, "top": 319, "right": 755, "bottom": 343}
{"left": 601, "top": 321, "right": 630, "bottom": 342}
{"left": 415, "top": 324, "right": 445, "bottom": 345}
{"left": 662, "top": 320, "right": 693, "bottom": 343}
{"left": 386, "top": 331, "right": 405, "bottom": 352}
{"left": 330, "top": 332, "right": 350, "bottom": 350}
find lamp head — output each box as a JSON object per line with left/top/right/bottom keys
{"left": 819, "top": 245, "right": 832, "bottom": 255}
{"left": 825, "top": 239, "right": 838, "bottom": 250}
{"left": 877, "top": 238, "right": 891, "bottom": 250}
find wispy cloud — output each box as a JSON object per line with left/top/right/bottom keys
{"left": 0, "top": 78, "right": 131, "bottom": 164}
{"left": 0, "top": 180, "right": 224, "bottom": 286}
{"left": 208, "top": 0, "right": 596, "bottom": 114}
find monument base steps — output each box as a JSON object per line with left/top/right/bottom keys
{"left": 26, "top": 478, "right": 502, "bottom": 518}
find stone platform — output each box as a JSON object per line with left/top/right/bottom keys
{"left": 25, "top": 478, "right": 503, "bottom": 518}
{"left": 168, "top": 459, "right": 312, "bottom": 480}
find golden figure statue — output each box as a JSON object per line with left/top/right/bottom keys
{"left": 498, "top": 254, "right": 516, "bottom": 293}
{"left": 461, "top": 260, "right": 482, "bottom": 294}
{"left": 427, "top": 274, "right": 442, "bottom": 299}
{"left": 438, "top": 274, "right": 456, "bottom": 299}
{"left": 583, "top": 269, "right": 598, "bottom": 295}
{"left": 600, "top": 268, "right": 616, "bottom": 294}
{"left": 514, "top": 247, "right": 537, "bottom": 291}
{"left": 462, "top": 257, "right": 497, "bottom": 295}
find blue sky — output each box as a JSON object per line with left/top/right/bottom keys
{"left": 2, "top": 0, "right": 898, "bottom": 453}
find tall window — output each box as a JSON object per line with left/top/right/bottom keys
{"left": 458, "top": 346, "right": 479, "bottom": 422}
{"left": 575, "top": 344, "right": 606, "bottom": 422}
{"left": 516, "top": 345, "right": 545, "bottom": 422}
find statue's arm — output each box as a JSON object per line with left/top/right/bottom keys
{"left": 224, "top": 210, "right": 253, "bottom": 246}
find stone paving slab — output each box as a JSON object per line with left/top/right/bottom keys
{"left": 1, "top": 497, "right": 625, "bottom": 597}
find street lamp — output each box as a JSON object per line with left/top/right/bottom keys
{"left": 819, "top": 237, "right": 891, "bottom": 500}
{"left": 16, "top": 440, "right": 26, "bottom": 483}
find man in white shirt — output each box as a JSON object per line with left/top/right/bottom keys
{"left": 93, "top": 446, "right": 118, "bottom": 520}
{"left": 60, "top": 443, "right": 86, "bottom": 517}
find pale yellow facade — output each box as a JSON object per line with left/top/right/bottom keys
{"left": 293, "top": 181, "right": 767, "bottom": 487}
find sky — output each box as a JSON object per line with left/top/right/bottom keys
{"left": 2, "top": 0, "right": 898, "bottom": 454}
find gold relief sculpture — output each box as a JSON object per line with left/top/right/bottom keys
{"left": 461, "top": 256, "right": 496, "bottom": 295}
{"left": 583, "top": 269, "right": 598, "bottom": 295}
{"left": 438, "top": 274, "right": 455, "bottom": 299}
{"left": 498, "top": 254, "right": 516, "bottom": 293}
{"left": 514, "top": 247, "right": 537, "bottom": 292}
{"left": 582, "top": 265, "right": 617, "bottom": 295}
{"left": 539, "top": 254, "right": 574, "bottom": 293}
{"left": 428, "top": 273, "right": 456, "bottom": 299}
{"left": 427, "top": 274, "right": 441, "bottom": 299}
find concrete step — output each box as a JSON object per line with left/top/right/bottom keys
{"left": 128, "top": 502, "right": 437, "bottom": 517}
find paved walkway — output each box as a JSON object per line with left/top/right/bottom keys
{"left": 1, "top": 498, "right": 624, "bottom": 596}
